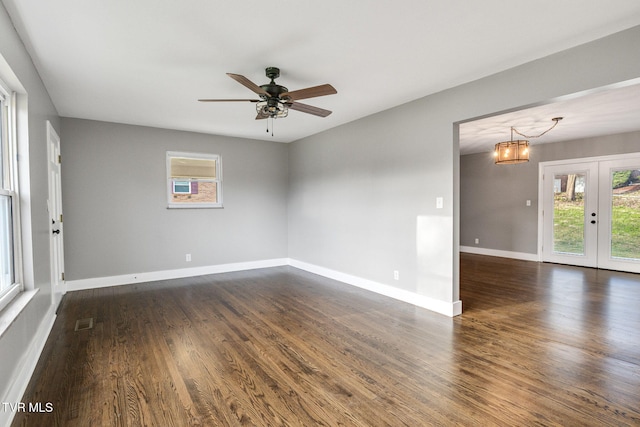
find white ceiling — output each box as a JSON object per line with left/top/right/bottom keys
{"left": 3, "top": 0, "right": 640, "bottom": 145}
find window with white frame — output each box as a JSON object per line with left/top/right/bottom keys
{"left": 167, "top": 151, "right": 222, "bottom": 208}
{"left": 0, "top": 78, "right": 21, "bottom": 312}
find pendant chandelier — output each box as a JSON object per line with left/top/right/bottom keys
{"left": 494, "top": 117, "right": 563, "bottom": 165}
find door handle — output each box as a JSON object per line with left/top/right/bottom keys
{"left": 52, "top": 229, "right": 60, "bottom": 234}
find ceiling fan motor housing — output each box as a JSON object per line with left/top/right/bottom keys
{"left": 261, "top": 67, "right": 288, "bottom": 98}
{"left": 260, "top": 83, "right": 288, "bottom": 98}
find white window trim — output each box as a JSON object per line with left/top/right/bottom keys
{"left": 166, "top": 151, "right": 223, "bottom": 209}
{"left": 0, "top": 82, "right": 24, "bottom": 314}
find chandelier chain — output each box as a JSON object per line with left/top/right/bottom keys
{"left": 511, "top": 117, "right": 562, "bottom": 139}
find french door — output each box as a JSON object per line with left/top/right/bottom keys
{"left": 541, "top": 155, "right": 640, "bottom": 273}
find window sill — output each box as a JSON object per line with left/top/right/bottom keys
{"left": 166, "top": 204, "right": 224, "bottom": 209}
{"left": 0, "top": 289, "right": 38, "bottom": 339}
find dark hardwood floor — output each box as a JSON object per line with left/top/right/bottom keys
{"left": 12, "top": 254, "right": 640, "bottom": 426}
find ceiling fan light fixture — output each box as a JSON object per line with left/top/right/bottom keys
{"left": 256, "top": 99, "right": 288, "bottom": 118}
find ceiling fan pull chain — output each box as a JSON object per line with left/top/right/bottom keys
{"left": 266, "top": 116, "right": 275, "bottom": 136}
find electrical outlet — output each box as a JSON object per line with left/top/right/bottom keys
{"left": 393, "top": 270, "right": 399, "bottom": 280}
{"left": 475, "top": 238, "right": 479, "bottom": 245}
{"left": 186, "top": 254, "right": 191, "bottom": 262}
{"left": 526, "top": 200, "right": 531, "bottom": 206}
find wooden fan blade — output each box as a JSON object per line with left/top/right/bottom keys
{"left": 198, "top": 99, "right": 259, "bottom": 102}
{"left": 281, "top": 84, "right": 337, "bottom": 101}
{"left": 227, "top": 73, "right": 269, "bottom": 96}
{"left": 288, "top": 101, "right": 332, "bottom": 117}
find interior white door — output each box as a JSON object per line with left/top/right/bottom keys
{"left": 542, "top": 162, "right": 599, "bottom": 267}
{"left": 47, "top": 121, "right": 64, "bottom": 306}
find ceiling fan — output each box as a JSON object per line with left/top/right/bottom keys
{"left": 198, "top": 67, "right": 337, "bottom": 120}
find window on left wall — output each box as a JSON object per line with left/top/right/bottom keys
{"left": 0, "top": 78, "right": 21, "bottom": 312}
{"left": 167, "top": 151, "right": 223, "bottom": 208}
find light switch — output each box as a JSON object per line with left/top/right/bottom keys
{"left": 436, "top": 197, "right": 443, "bottom": 209}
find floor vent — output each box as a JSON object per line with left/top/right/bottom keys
{"left": 74, "top": 318, "right": 94, "bottom": 331}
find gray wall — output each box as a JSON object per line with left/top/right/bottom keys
{"left": 0, "top": 1, "right": 60, "bottom": 406}
{"left": 288, "top": 98, "right": 456, "bottom": 301}
{"left": 61, "top": 118, "right": 289, "bottom": 280}
{"left": 460, "top": 131, "right": 640, "bottom": 254}
{"left": 288, "top": 25, "right": 640, "bottom": 305}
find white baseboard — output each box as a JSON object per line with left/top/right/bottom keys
{"left": 289, "top": 259, "right": 462, "bottom": 317}
{"left": 66, "top": 257, "right": 464, "bottom": 318}
{"left": 1, "top": 303, "right": 56, "bottom": 427}
{"left": 65, "top": 258, "right": 290, "bottom": 292}
{"left": 460, "top": 246, "right": 539, "bottom": 262}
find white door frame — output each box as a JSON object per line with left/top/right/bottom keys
{"left": 47, "top": 121, "right": 65, "bottom": 306}
{"left": 538, "top": 151, "right": 640, "bottom": 272}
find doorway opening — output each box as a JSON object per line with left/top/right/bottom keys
{"left": 458, "top": 81, "right": 640, "bottom": 257}
{"left": 47, "top": 121, "right": 65, "bottom": 306}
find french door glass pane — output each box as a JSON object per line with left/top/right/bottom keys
{"left": 0, "top": 194, "right": 14, "bottom": 291}
{"left": 610, "top": 169, "right": 640, "bottom": 260}
{"left": 553, "top": 173, "right": 586, "bottom": 255}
